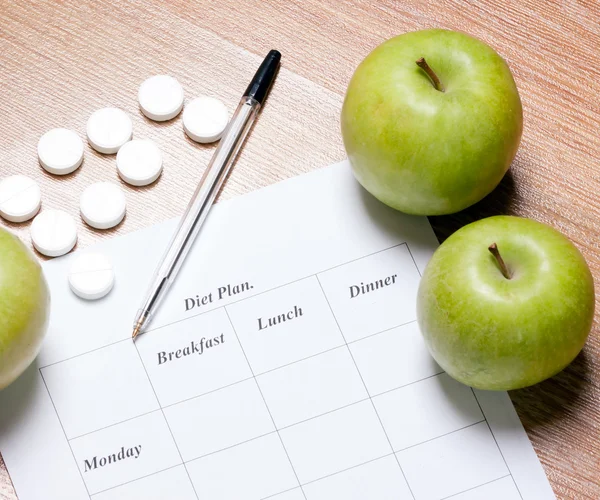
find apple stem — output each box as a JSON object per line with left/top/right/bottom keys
{"left": 416, "top": 57, "right": 445, "bottom": 92}
{"left": 488, "top": 243, "right": 511, "bottom": 280}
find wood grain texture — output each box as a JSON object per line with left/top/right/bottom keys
{"left": 0, "top": 0, "right": 599, "bottom": 498}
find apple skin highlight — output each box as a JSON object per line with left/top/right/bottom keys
{"left": 417, "top": 216, "right": 594, "bottom": 391}
{"left": 0, "top": 228, "right": 50, "bottom": 390}
{"left": 341, "top": 29, "right": 523, "bottom": 215}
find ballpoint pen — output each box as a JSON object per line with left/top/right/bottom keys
{"left": 131, "top": 50, "right": 281, "bottom": 340}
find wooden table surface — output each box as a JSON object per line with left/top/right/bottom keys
{"left": 1, "top": 0, "right": 599, "bottom": 498}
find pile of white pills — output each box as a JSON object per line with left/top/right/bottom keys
{"left": 138, "top": 75, "right": 185, "bottom": 122}
{"left": 0, "top": 175, "right": 42, "bottom": 223}
{"left": 0, "top": 74, "right": 230, "bottom": 300}
{"left": 38, "top": 128, "right": 84, "bottom": 175}
{"left": 183, "top": 97, "right": 229, "bottom": 143}
{"left": 68, "top": 252, "right": 115, "bottom": 300}
{"left": 116, "top": 139, "right": 163, "bottom": 186}
{"left": 80, "top": 182, "right": 127, "bottom": 229}
{"left": 30, "top": 209, "right": 78, "bottom": 257}
{"left": 86, "top": 108, "right": 133, "bottom": 154}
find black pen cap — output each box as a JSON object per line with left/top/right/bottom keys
{"left": 244, "top": 50, "right": 281, "bottom": 104}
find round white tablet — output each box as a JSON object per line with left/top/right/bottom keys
{"left": 68, "top": 252, "right": 115, "bottom": 300}
{"left": 0, "top": 175, "right": 41, "bottom": 223}
{"left": 86, "top": 107, "right": 133, "bottom": 154}
{"left": 31, "top": 209, "right": 77, "bottom": 257}
{"left": 116, "top": 139, "right": 163, "bottom": 186}
{"left": 183, "top": 96, "right": 229, "bottom": 143}
{"left": 80, "top": 182, "right": 126, "bottom": 229}
{"left": 138, "top": 75, "right": 184, "bottom": 122}
{"left": 37, "top": 128, "right": 84, "bottom": 175}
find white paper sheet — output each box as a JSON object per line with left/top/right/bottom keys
{"left": 0, "top": 161, "right": 555, "bottom": 500}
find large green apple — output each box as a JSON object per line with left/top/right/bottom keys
{"left": 417, "top": 216, "right": 594, "bottom": 390}
{"left": 0, "top": 227, "right": 50, "bottom": 389}
{"left": 341, "top": 29, "right": 523, "bottom": 215}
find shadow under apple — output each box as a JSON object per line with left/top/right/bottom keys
{"left": 509, "top": 346, "right": 592, "bottom": 428}
{"left": 429, "top": 168, "right": 517, "bottom": 243}
{"left": 0, "top": 357, "right": 40, "bottom": 434}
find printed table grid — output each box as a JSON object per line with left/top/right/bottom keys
{"left": 471, "top": 391, "right": 524, "bottom": 500}
{"left": 222, "top": 308, "right": 308, "bottom": 499}
{"left": 37, "top": 241, "right": 410, "bottom": 372}
{"left": 265, "top": 472, "right": 516, "bottom": 500}
{"left": 38, "top": 241, "right": 523, "bottom": 500}
{"left": 132, "top": 341, "right": 200, "bottom": 500}
{"left": 313, "top": 274, "right": 415, "bottom": 499}
{"left": 39, "top": 368, "right": 519, "bottom": 499}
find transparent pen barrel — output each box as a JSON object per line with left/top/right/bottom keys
{"left": 137, "top": 96, "right": 261, "bottom": 321}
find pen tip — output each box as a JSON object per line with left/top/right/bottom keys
{"left": 132, "top": 323, "right": 142, "bottom": 341}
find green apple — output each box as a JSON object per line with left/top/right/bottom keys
{"left": 0, "top": 227, "right": 50, "bottom": 389}
{"left": 417, "top": 216, "right": 594, "bottom": 390}
{"left": 341, "top": 29, "right": 523, "bottom": 215}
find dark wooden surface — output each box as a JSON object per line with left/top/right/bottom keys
{"left": 1, "top": 0, "right": 599, "bottom": 498}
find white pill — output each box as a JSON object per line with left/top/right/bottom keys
{"left": 183, "top": 96, "right": 229, "bottom": 143}
{"left": 68, "top": 252, "right": 115, "bottom": 300}
{"left": 80, "top": 182, "right": 126, "bottom": 229}
{"left": 116, "top": 139, "right": 163, "bottom": 186}
{"left": 86, "top": 108, "right": 133, "bottom": 154}
{"left": 37, "top": 128, "right": 84, "bottom": 175}
{"left": 31, "top": 209, "right": 77, "bottom": 257}
{"left": 138, "top": 75, "right": 184, "bottom": 122}
{"left": 0, "top": 175, "right": 41, "bottom": 223}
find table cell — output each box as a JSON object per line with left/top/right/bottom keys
{"left": 269, "top": 488, "right": 306, "bottom": 500}
{"left": 135, "top": 308, "right": 252, "bottom": 406}
{"left": 397, "top": 421, "right": 509, "bottom": 500}
{"left": 373, "top": 373, "right": 483, "bottom": 452}
{"left": 279, "top": 400, "right": 390, "bottom": 484}
{"left": 257, "top": 346, "right": 367, "bottom": 428}
{"left": 164, "top": 378, "right": 275, "bottom": 461}
{"left": 93, "top": 465, "right": 197, "bottom": 500}
{"left": 449, "top": 476, "right": 519, "bottom": 500}
{"left": 317, "top": 244, "right": 421, "bottom": 342}
{"left": 303, "top": 455, "right": 412, "bottom": 500}
{"left": 226, "top": 277, "right": 345, "bottom": 374}
{"left": 349, "top": 322, "right": 441, "bottom": 396}
{"left": 186, "top": 433, "right": 298, "bottom": 500}
{"left": 70, "top": 411, "right": 182, "bottom": 495}
{"left": 40, "top": 341, "right": 159, "bottom": 439}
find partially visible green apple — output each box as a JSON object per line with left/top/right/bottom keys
{"left": 417, "top": 216, "right": 594, "bottom": 390}
{"left": 0, "top": 227, "right": 50, "bottom": 389}
{"left": 341, "top": 29, "right": 523, "bottom": 215}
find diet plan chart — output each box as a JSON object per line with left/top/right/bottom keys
{"left": 0, "top": 161, "right": 554, "bottom": 500}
